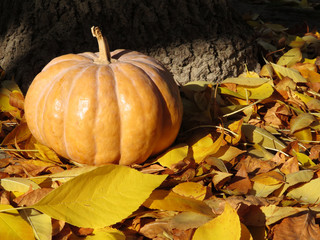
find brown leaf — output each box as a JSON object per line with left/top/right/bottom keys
{"left": 69, "top": 225, "right": 94, "bottom": 236}
{"left": 227, "top": 164, "right": 252, "bottom": 195}
{"left": 14, "top": 187, "right": 53, "bottom": 206}
{"left": 236, "top": 155, "right": 277, "bottom": 174}
{"left": 273, "top": 211, "right": 320, "bottom": 240}
{"left": 280, "top": 157, "right": 299, "bottom": 175}
{"left": 0, "top": 190, "right": 11, "bottom": 205}
{"left": 309, "top": 145, "right": 320, "bottom": 160}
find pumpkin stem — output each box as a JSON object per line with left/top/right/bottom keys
{"left": 91, "top": 26, "right": 111, "bottom": 64}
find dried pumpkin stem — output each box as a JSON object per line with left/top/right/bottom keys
{"left": 91, "top": 26, "right": 111, "bottom": 64}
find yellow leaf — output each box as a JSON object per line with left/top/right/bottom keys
{"left": 278, "top": 170, "right": 313, "bottom": 196}
{"left": 242, "top": 124, "right": 286, "bottom": 151}
{"left": 0, "top": 88, "right": 17, "bottom": 112}
{"left": 290, "top": 113, "right": 316, "bottom": 133}
{"left": 211, "top": 145, "right": 245, "bottom": 162}
{"left": 143, "top": 190, "right": 214, "bottom": 216}
{"left": 294, "top": 91, "right": 320, "bottom": 110}
{"left": 212, "top": 170, "right": 233, "bottom": 187}
{"left": 0, "top": 177, "right": 40, "bottom": 193}
{"left": 221, "top": 77, "right": 271, "bottom": 86}
{"left": 192, "top": 133, "right": 224, "bottom": 163}
{"left": 172, "top": 182, "right": 207, "bottom": 200}
{"left": 32, "top": 165, "right": 167, "bottom": 228}
{"left": 20, "top": 209, "right": 52, "bottom": 240}
{"left": 261, "top": 205, "right": 305, "bottom": 225}
{"left": 0, "top": 205, "right": 35, "bottom": 240}
{"left": 277, "top": 48, "right": 302, "bottom": 67}
{"left": 225, "top": 119, "right": 243, "bottom": 144}
{"left": 289, "top": 36, "right": 305, "bottom": 48}
{"left": 157, "top": 144, "right": 189, "bottom": 168}
{"left": 296, "top": 152, "right": 315, "bottom": 167}
{"left": 287, "top": 178, "right": 320, "bottom": 204}
{"left": 86, "top": 227, "right": 125, "bottom": 240}
{"left": 271, "top": 63, "right": 307, "bottom": 83}
{"left": 294, "top": 128, "right": 313, "bottom": 142}
{"left": 192, "top": 203, "right": 241, "bottom": 240}
{"left": 1, "top": 122, "right": 32, "bottom": 145}
{"left": 252, "top": 182, "right": 283, "bottom": 198}
{"left": 251, "top": 171, "right": 285, "bottom": 186}
{"left": 34, "top": 143, "right": 62, "bottom": 164}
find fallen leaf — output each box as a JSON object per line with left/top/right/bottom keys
{"left": 242, "top": 124, "right": 286, "bottom": 151}
{"left": 20, "top": 209, "right": 52, "bottom": 240}
{"left": 279, "top": 170, "right": 314, "bottom": 196}
{"left": 221, "top": 77, "right": 271, "bottom": 86}
{"left": 261, "top": 205, "right": 305, "bottom": 225}
{"left": 191, "top": 132, "right": 224, "bottom": 163}
{"left": 277, "top": 48, "right": 302, "bottom": 67}
{"left": 157, "top": 144, "right": 189, "bottom": 169}
{"left": 169, "top": 212, "right": 213, "bottom": 230}
{"left": 86, "top": 227, "right": 126, "bottom": 240}
{"left": 172, "top": 182, "right": 207, "bottom": 200}
{"left": 271, "top": 63, "right": 307, "bottom": 83}
{"left": 192, "top": 203, "right": 241, "bottom": 240}
{"left": 0, "top": 204, "right": 35, "bottom": 240}
{"left": 143, "top": 190, "right": 214, "bottom": 216}
{"left": 290, "top": 113, "right": 316, "bottom": 133}
{"left": 0, "top": 177, "right": 40, "bottom": 193}
{"left": 287, "top": 178, "right": 320, "bottom": 204}
{"left": 273, "top": 211, "right": 320, "bottom": 240}
{"left": 32, "top": 165, "right": 167, "bottom": 228}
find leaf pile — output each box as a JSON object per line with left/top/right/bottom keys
{"left": 1, "top": 26, "right": 320, "bottom": 239}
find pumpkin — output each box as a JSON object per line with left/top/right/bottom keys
{"left": 24, "top": 26, "right": 183, "bottom": 166}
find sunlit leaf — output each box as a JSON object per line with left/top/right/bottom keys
{"left": 172, "top": 182, "right": 207, "bottom": 200}
{"left": 278, "top": 170, "right": 314, "bottom": 196}
{"left": 32, "top": 165, "right": 167, "bottom": 228}
{"left": 294, "top": 128, "right": 313, "bottom": 142}
{"left": 296, "top": 152, "right": 316, "bottom": 167}
{"left": 33, "top": 144, "right": 62, "bottom": 164}
{"left": 1, "top": 122, "right": 32, "bottom": 145}
{"left": 170, "top": 212, "right": 213, "bottom": 230}
{"left": 252, "top": 182, "right": 283, "bottom": 198}
{"left": 86, "top": 227, "right": 126, "bottom": 240}
{"left": 0, "top": 205, "right": 35, "bottom": 240}
{"left": 20, "top": 209, "right": 52, "bottom": 240}
{"left": 221, "top": 77, "right": 270, "bottom": 86}
{"left": 261, "top": 205, "right": 305, "bottom": 225}
{"left": 192, "top": 203, "right": 241, "bottom": 240}
{"left": 191, "top": 133, "right": 224, "bottom": 163}
{"left": 251, "top": 171, "right": 284, "bottom": 186}
{"left": 271, "top": 63, "right": 307, "bottom": 83}
{"left": 290, "top": 113, "right": 316, "bottom": 134}
{"left": 287, "top": 178, "right": 320, "bottom": 204}
{"left": 0, "top": 178, "right": 40, "bottom": 193}
{"left": 143, "top": 190, "right": 214, "bottom": 216}
{"left": 157, "top": 144, "right": 189, "bottom": 168}
{"left": 277, "top": 48, "right": 302, "bottom": 67}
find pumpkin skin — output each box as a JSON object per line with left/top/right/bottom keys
{"left": 24, "top": 28, "right": 182, "bottom": 166}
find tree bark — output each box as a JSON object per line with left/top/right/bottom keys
{"left": 0, "top": 0, "right": 259, "bottom": 92}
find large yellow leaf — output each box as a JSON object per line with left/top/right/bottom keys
{"left": 0, "top": 205, "right": 34, "bottom": 240}
{"left": 252, "top": 182, "right": 283, "bottom": 198}
{"left": 192, "top": 203, "right": 241, "bottom": 240}
{"left": 287, "top": 178, "right": 320, "bottom": 204}
{"left": 143, "top": 190, "right": 214, "bottom": 216}
{"left": 191, "top": 133, "right": 224, "bottom": 163}
{"left": 157, "top": 144, "right": 189, "bottom": 168}
{"left": 31, "top": 165, "right": 167, "bottom": 228}
{"left": 261, "top": 205, "right": 305, "bottom": 225}
{"left": 221, "top": 77, "right": 271, "bottom": 86}
{"left": 236, "top": 83, "right": 274, "bottom": 100}
{"left": 278, "top": 170, "right": 314, "bottom": 196}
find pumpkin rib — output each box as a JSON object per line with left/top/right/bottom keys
{"left": 36, "top": 65, "right": 81, "bottom": 146}
{"left": 108, "top": 64, "right": 122, "bottom": 164}
{"left": 92, "top": 65, "right": 101, "bottom": 165}
{"left": 63, "top": 66, "right": 92, "bottom": 160}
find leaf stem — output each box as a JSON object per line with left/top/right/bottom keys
{"left": 91, "top": 26, "right": 111, "bottom": 64}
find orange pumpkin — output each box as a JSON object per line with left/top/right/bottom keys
{"left": 24, "top": 27, "right": 183, "bottom": 165}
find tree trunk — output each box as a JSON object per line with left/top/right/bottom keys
{"left": 0, "top": 0, "right": 259, "bottom": 92}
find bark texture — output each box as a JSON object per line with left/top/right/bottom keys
{"left": 0, "top": 0, "right": 259, "bottom": 92}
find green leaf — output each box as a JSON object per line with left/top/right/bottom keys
{"left": 271, "top": 63, "right": 307, "bottom": 83}
{"left": 242, "top": 124, "right": 286, "bottom": 151}
{"left": 20, "top": 209, "right": 52, "bottom": 240}
{"left": 287, "top": 178, "right": 320, "bottom": 204}
{"left": 32, "top": 165, "right": 167, "bottom": 228}
{"left": 0, "top": 205, "right": 35, "bottom": 240}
